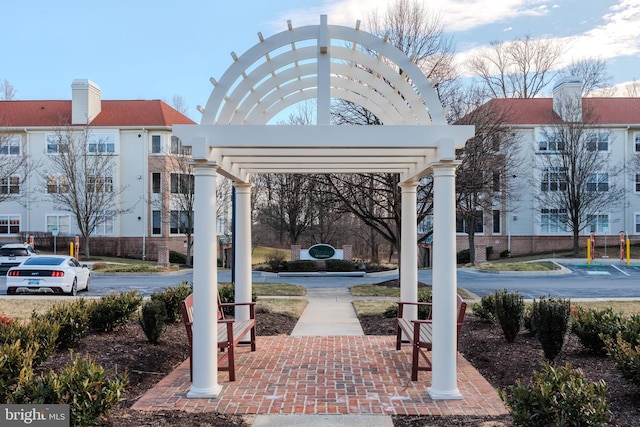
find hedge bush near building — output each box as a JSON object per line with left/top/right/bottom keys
{"left": 150, "top": 281, "right": 193, "bottom": 322}
{"left": 88, "top": 290, "right": 143, "bottom": 332}
{"left": 500, "top": 362, "right": 610, "bottom": 427}
{"left": 493, "top": 289, "right": 525, "bottom": 343}
{"left": 9, "top": 355, "right": 127, "bottom": 427}
{"left": 572, "top": 307, "right": 624, "bottom": 354}
{"left": 530, "top": 296, "right": 572, "bottom": 360}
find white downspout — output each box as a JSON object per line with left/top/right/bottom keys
{"left": 23, "top": 129, "right": 31, "bottom": 235}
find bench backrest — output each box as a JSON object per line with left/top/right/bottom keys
{"left": 180, "top": 293, "right": 228, "bottom": 345}
{"left": 455, "top": 294, "right": 467, "bottom": 339}
{"left": 180, "top": 294, "right": 194, "bottom": 347}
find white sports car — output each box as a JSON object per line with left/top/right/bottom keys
{"left": 6, "top": 255, "right": 91, "bottom": 296}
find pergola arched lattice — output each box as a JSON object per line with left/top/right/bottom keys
{"left": 174, "top": 15, "right": 474, "bottom": 401}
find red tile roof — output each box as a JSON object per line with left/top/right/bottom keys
{"left": 0, "top": 100, "right": 195, "bottom": 128}
{"left": 486, "top": 98, "right": 640, "bottom": 126}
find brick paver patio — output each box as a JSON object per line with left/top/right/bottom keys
{"left": 133, "top": 335, "right": 508, "bottom": 417}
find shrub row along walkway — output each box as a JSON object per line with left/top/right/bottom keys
{"left": 132, "top": 288, "right": 508, "bottom": 426}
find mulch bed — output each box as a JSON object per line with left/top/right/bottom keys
{"left": 35, "top": 304, "right": 640, "bottom": 426}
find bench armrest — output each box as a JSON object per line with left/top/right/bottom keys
{"left": 219, "top": 301, "right": 256, "bottom": 319}
{"left": 397, "top": 301, "right": 432, "bottom": 318}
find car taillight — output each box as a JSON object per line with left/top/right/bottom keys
{"left": 7, "top": 271, "right": 19, "bottom": 276}
{"left": 51, "top": 271, "right": 64, "bottom": 277}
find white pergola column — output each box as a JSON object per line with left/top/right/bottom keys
{"left": 188, "top": 162, "right": 222, "bottom": 398}
{"left": 428, "top": 162, "right": 462, "bottom": 400}
{"left": 399, "top": 182, "right": 418, "bottom": 321}
{"left": 234, "top": 182, "right": 252, "bottom": 320}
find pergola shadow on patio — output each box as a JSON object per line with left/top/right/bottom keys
{"left": 133, "top": 336, "right": 507, "bottom": 417}
{"left": 173, "top": 15, "right": 475, "bottom": 400}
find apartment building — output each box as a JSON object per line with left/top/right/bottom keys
{"left": 0, "top": 79, "right": 205, "bottom": 259}
{"left": 456, "top": 78, "right": 640, "bottom": 258}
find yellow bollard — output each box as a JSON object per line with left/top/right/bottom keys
{"left": 627, "top": 238, "right": 631, "bottom": 266}
{"left": 70, "top": 242, "right": 74, "bottom": 257}
{"left": 587, "top": 237, "right": 591, "bottom": 264}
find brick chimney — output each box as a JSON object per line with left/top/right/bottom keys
{"left": 71, "top": 79, "right": 101, "bottom": 124}
{"left": 552, "top": 77, "right": 582, "bottom": 122}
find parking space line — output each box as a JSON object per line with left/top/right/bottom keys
{"left": 611, "top": 265, "right": 630, "bottom": 276}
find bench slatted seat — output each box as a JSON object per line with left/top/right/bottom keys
{"left": 395, "top": 294, "right": 467, "bottom": 381}
{"left": 180, "top": 293, "right": 256, "bottom": 382}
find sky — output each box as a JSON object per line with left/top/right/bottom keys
{"left": 3, "top": 0, "right": 639, "bottom": 121}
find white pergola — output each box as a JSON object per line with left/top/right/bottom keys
{"left": 174, "top": 15, "right": 474, "bottom": 400}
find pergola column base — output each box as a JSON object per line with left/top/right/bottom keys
{"left": 187, "top": 385, "right": 223, "bottom": 399}
{"left": 427, "top": 387, "right": 463, "bottom": 400}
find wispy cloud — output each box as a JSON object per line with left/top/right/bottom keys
{"left": 266, "top": 0, "right": 552, "bottom": 33}
{"left": 264, "top": 0, "right": 639, "bottom": 84}
{"left": 560, "top": 0, "right": 640, "bottom": 63}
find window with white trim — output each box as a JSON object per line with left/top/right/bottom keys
{"left": 636, "top": 213, "right": 640, "bottom": 233}
{"left": 541, "top": 167, "right": 567, "bottom": 191}
{"left": 46, "top": 215, "right": 71, "bottom": 234}
{"left": 538, "top": 132, "right": 564, "bottom": 152}
{"left": 540, "top": 208, "right": 567, "bottom": 233}
{"left": 88, "top": 133, "right": 116, "bottom": 154}
{"left": 88, "top": 175, "right": 113, "bottom": 193}
{"left": 586, "top": 172, "right": 609, "bottom": 192}
{"left": 492, "top": 171, "right": 500, "bottom": 192}
{"left": 636, "top": 174, "right": 640, "bottom": 193}
{"left": 0, "top": 215, "right": 20, "bottom": 234}
{"left": 170, "top": 210, "right": 193, "bottom": 234}
{"left": 493, "top": 210, "right": 501, "bottom": 234}
{"left": 456, "top": 211, "right": 483, "bottom": 234}
{"left": 152, "top": 210, "right": 162, "bottom": 235}
{"left": 170, "top": 173, "right": 194, "bottom": 194}
{"left": 587, "top": 214, "right": 609, "bottom": 233}
{"left": 0, "top": 136, "right": 21, "bottom": 155}
{"left": 152, "top": 173, "right": 161, "bottom": 193}
{"left": 46, "top": 134, "right": 65, "bottom": 154}
{"left": 0, "top": 176, "right": 19, "bottom": 194}
{"left": 634, "top": 133, "right": 640, "bottom": 153}
{"left": 151, "top": 135, "right": 162, "bottom": 154}
{"left": 586, "top": 132, "right": 609, "bottom": 152}
{"left": 47, "top": 176, "right": 69, "bottom": 193}
{"left": 93, "top": 211, "right": 114, "bottom": 235}
{"left": 171, "top": 136, "right": 191, "bottom": 155}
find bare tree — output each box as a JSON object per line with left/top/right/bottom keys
{"left": 366, "top": 0, "right": 458, "bottom": 104}
{"left": 535, "top": 96, "right": 624, "bottom": 256}
{"left": 150, "top": 135, "right": 228, "bottom": 266}
{"left": 170, "top": 95, "right": 189, "bottom": 115}
{"left": 625, "top": 78, "right": 640, "bottom": 97}
{"left": 254, "top": 173, "right": 317, "bottom": 245}
{"left": 469, "top": 34, "right": 565, "bottom": 98}
{"left": 0, "top": 80, "right": 16, "bottom": 100}
{"left": 450, "top": 85, "right": 523, "bottom": 263}
{"left": 327, "top": 0, "right": 454, "bottom": 261}
{"left": 44, "top": 124, "right": 129, "bottom": 257}
{"left": 558, "top": 57, "right": 613, "bottom": 96}
{"left": 167, "top": 148, "right": 196, "bottom": 265}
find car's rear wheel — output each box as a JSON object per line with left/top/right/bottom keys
{"left": 6, "top": 287, "right": 15, "bottom": 295}
{"left": 69, "top": 278, "right": 78, "bottom": 296}
{"left": 84, "top": 276, "right": 90, "bottom": 292}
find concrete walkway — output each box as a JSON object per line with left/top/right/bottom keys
{"left": 291, "top": 287, "right": 364, "bottom": 336}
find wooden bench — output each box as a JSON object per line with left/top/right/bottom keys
{"left": 180, "top": 293, "right": 256, "bottom": 382}
{"left": 395, "top": 294, "right": 467, "bottom": 381}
